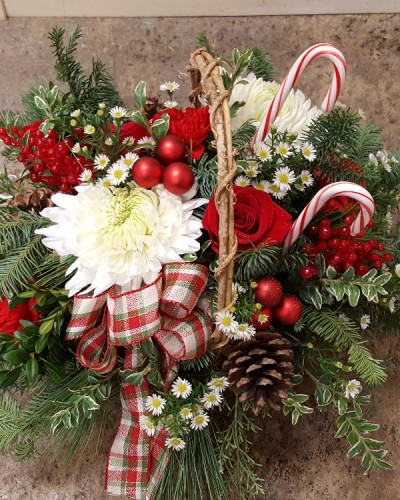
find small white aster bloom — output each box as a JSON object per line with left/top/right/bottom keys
{"left": 252, "top": 180, "right": 271, "bottom": 192}
{"left": 293, "top": 320, "right": 304, "bottom": 332}
{"left": 389, "top": 297, "right": 396, "bottom": 313}
{"left": 235, "top": 323, "right": 256, "bottom": 341}
{"left": 234, "top": 175, "right": 251, "bottom": 187}
{"left": 201, "top": 391, "right": 223, "bottom": 409}
{"left": 71, "top": 142, "right": 81, "bottom": 154}
{"left": 244, "top": 161, "right": 259, "bottom": 178}
{"left": 273, "top": 166, "right": 296, "bottom": 190}
{"left": 160, "top": 81, "right": 180, "bottom": 92}
{"left": 145, "top": 394, "right": 166, "bottom": 416}
{"left": 232, "top": 282, "right": 246, "bottom": 302}
{"left": 110, "top": 106, "right": 127, "bottom": 119}
{"left": 358, "top": 108, "right": 366, "bottom": 120}
{"left": 78, "top": 169, "right": 93, "bottom": 183}
{"left": 255, "top": 143, "right": 272, "bottom": 162}
{"left": 215, "top": 311, "right": 239, "bottom": 334}
{"left": 269, "top": 183, "right": 289, "bottom": 200}
{"left": 335, "top": 101, "right": 348, "bottom": 110}
{"left": 84, "top": 124, "right": 96, "bottom": 135}
{"left": 339, "top": 313, "right": 348, "bottom": 320}
{"left": 98, "top": 102, "right": 106, "bottom": 109}
{"left": 122, "top": 136, "right": 135, "bottom": 146}
{"left": 276, "top": 142, "right": 293, "bottom": 158}
{"left": 345, "top": 379, "right": 362, "bottom": 399}
{"left": 105, "top": 136, "right": 113, "bottom": 146}
{"left": 300, "top": 169, "right": 314, "bottom": 187}
{"left": 139, "top": 415, "right": 156, "bottom": 436}
{"left": 256, "top": 312, "right": 270, "bottom": 325}
{"left": 105, "top": 161, "right": 130, "bottom": 186}
{"left": 207, "top": 377, "right": 229, "bottom": 393}
{"left": 164, "top": 100, "right": 178, "bottom": 109}
{"left": 391, "top": 155, "right": 399, "bottom": 164}
{"left": 294, "top": 182, "right": 305, "bottom": 192}
{"left": 301, "top": 142, "right": 316, "bottom": 161}
{"left": 386, "top": 206, "right": 393, "bottom": 230}
{"left": 324, "top": 294, "right": 335, "bottom": 305}
{"left": 360, "top": 314, "right": 371, "bottom": 330}
{"left": 180, "top": 407, "right": 193, "bottom": 420}
{"left": 121, "top": 152, "right": 140, "bottom": 167}
{"left": 369, "top": 153, "right": 378, "bottom": 166}
{"left": 382, "top": 263, "right": 390, "bottom": 273}
{"left": 96, "top": 178, "right": 112, "bottom": 189}
{"left": 70, "top": 109, "right": 81, "bottom": 118}
{"left": 94, "top": 154, "right": 110, "bottom": 170}
{"left": 81, "top": 146, "right": 88, "bottom": 153}
{"left": 138, "top": 136, "right": 156, "bottom": 147}
{"left": 190, "top": 412, "right": 210, "bottom": 431}
{"left": 165, "top": 436, "right": 186, "bottom": 451}
{"left": 171, "top": 377, "right": 192, "bottom": 399}
{"left": 395, "top": 264, "right": 400, "bottom": 278}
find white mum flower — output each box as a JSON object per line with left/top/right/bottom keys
{"left": 106, "top": 161, "right": 130, "bottom": 186}
{"left": 252, "top": 180, "right": 271, "bottom": 192}
{"left": 215, "top": 311, "right": 239, "bottom": 334}
{"left": 345, "top": 379, "right": 362, "bottom": 399}
{"left": 71, "top": 142, "right": 81, "bottom": 154}
{"left": 301, "top": 142, "right": 317, "bottom": 161}
{"left": 395, "top": 264, "right": 400, "bottom": 278}
{"left": 229, "top": 73, "right": 321, "bottom": 135}
{"left": 234, "top": 175, "right": 251, "bottom": 187}
{"left": 273, "top": 166, "right": 296, "bottom": 190}
{"left": 78, "top": 169, "right": 93, "bottom": 183}
{"left": 84, "top": 124, "right": 96, "bottom": 135}
{"left": 70, "top": 109, "right": 81, "bottom": 118}
{"left": 299, "top": 169, "right": 314, "bottom": 187}
{"left": 360, "top": 314, "right": 371, "bottom": 330}
{"left": 165, "top": 436, "right": 186, "bottom": 451}
{"left": 139, "top": 416, "right": 156, "bottom": 436}
{"left": 164, "top": 100, "right": 178, "bottom": 109}
{"left": 207, "top": 377, "right": 229, "bottom": 393}
{"left": 255, "top": 143, "right": 272, "bottom": 162}
{"left": 36, "top": 184, "right": 206, "bottom": 296}
{"left": 180, "top": 407, "right": 193, "bottom": 420}
{"left": 121, "top": 152, "right": 139, "bottom": 168}
{"left": 145, "top": 394, "right": 166, "bottom": 416}
{"left": 190, "top": 412, "right": 210, "bottom": 430}
{"left": 160, "top": 81, "right": 180, "bottom": 92}
{"left": 171, "top": 377, "right": 192, "bottom": 399}
{"left": 94, "top": 154, "right": 110, "bottom": 170}
{"left": 110, "top": 106, "right": 127, "bottom": 119}
{"left": 201, "top": 391, "right": 223, "bottom": 409}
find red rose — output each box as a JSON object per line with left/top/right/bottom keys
{"left": 153, "top": 107, "right": 211, "bottom": 160}
{"left": 0, "top": 297, "right": 40, "bottom": 336}
{"left": 202, "top": 186, "right": 292, "bottom": 253}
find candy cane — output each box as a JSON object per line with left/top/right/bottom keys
{"left": 283, "top": 182, "right": 374, "bottom": 250}
{"left": 252, "top": 43, "right": 346, "bottom": 148}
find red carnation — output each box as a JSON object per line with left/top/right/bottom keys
{"left": 108, "top": 122, "right": 148, "bottom": 143}
{"left": 0, "top": 297, "right": 40, "bottom": 336}
{"left": 202, "top": 186, "right": 292, "bottom": 253}
{"left": 153, "top": 107, "right": 211, "bottom": 160}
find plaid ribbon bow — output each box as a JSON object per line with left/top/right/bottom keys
{"left": 66, "top": 262, "right": 211, "bottom": 499}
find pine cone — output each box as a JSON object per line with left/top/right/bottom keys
{"left": 222, "top": 331, "right": 294, "bottom": 415}
{"left": 144, "top": 97, "right": 164, "bottom": 120}
{"left": 8, "top": 187, "right": 54, "bottom": 212}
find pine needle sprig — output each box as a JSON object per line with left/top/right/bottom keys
{"left": 191, "top": 155, "right": 218, "bottom": 199}
{"left": 247, "top": 46, "right": 276, "bottom": 82}
{"left": 348, "top": 124, "right": 383, "bottom": 166}
{"left": 196, "top": 32, "right": 216, "bottom": 58}
{"left": 232, "top": 121, "right": 256, "bottom": 152}
{"left": 34, "top": 254, "right": 76, "bottom": 289}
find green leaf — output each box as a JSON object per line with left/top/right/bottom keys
{"left": 43, "top": 360, "right": 63, "bottom": 384}
{"left": 308, "top": 286, "right": 323, "bottom": 310}
{"left": 329, "top": 282, "right": 345, "bottom": 301}
{"left": 338, "top": 398, "right": 348, "bottom": 415}
{"left": 134, "top": 81, "right": 147, "bottom": 109}
{"left": 39, "top": 119, "right": 54, "bottom": 137}
{"left": 360, "top": 268, "right": 378, "bottom": 283}
{"left": 373, "top": 273, "right": 392, "bottom": 286}
{"left": 342, "top": 266, "right": 355, "bottom": 281}
{"left": 62, "top": 411, "right": 72, "bottom": 428}
{"left": 0, "top": 366, "right": 22, "bottom": 388}
{"left": 356, "top": 421, "right": 380, "bottom": 434}
{"left": 230, "top": 101, "right": 246, "bottom": 118}
{"left": 3, "top": 348, "right": 29, "bottom": 365}
{"left": 291, "top": 408, "right": 301, "bottom": 425}
{"left": 34, "top": 95, "right": 48, "bottom": 110}
{"left": 130, "top": 110, "right": 149, "bottom": 130}
{"left": 35, "top": 333, "right": 49, "bottom": 353}
{"left": 120, "top": 369, "right": 144, "bottom": 386}
{"left": 25, "top": 357, "right": 39, "bottom": 386}
{"left": 315, "top": 253, "right": 326, "bottom": 278}
{"left": 335, "top": 420, "right": 350, "bottom": 439}
{"left": 374, "top": 459, "right": 394, "bottom": 471}
{"left": 0, "top": 333, "right": 14, "bottom": 342}
{"left": 39, "top": 319, "right": 54, "bottom": 335}
{"left": 82, "top": 396, "right": 100, "bottom": 417}
{"left": 347, "top": 284, "right": 361, "bottom": 307}
{"left": 315, "top": 386, "right": 332, "bottom": 406}
{"left": 347, "top": 440, "right": 363, "bottom": 458}
{"left": 151, "top": 115, "right": 170, "bottom": 141}
{"left": 353, "top": 400, "right": 363, "bottom": 418}
{"left": 347, "top": 430, "right": 360, "bottom": 446}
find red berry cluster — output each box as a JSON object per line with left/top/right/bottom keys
{"left": 302, "top": 216, "right": 394, "bottom": 277}
{"left": 0, "top": 125, "right": 89, "bottom": 192}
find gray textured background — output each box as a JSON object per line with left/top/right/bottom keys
{"left": 0, "top": 14, "right": 399, "bottom": 500}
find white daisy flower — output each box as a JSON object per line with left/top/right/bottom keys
{"left": 190, "top": 412, "right": 210, "bottom": 431}
{"left": 273, "top": 166, "right": 296, "bottom": 190}
{"left": 180, "top": 407, "right": 193, "bottom": 420}
{"left": 105, "top": 136, "right": 113, "bottom": 146}
{"left": 165, "top": 436, "right": 186, "bottom": 451}
{"left": 345, "top": 379, "right": 362, "bottom": 399}
{"left": 293, "top": 320, "right": 304, "bottom": 332}
{"left": 276, "top": 142, "right": 293, "bottom": 158}
{"left": 207, "top": 377, "right": 229, "bottom": 393}
{"left": 215, "top": 311, "right": 239, "bottom": 334}
{"left": 395, "top": 264, "right": 400, "bottom": 278}
{"left": 71, "top": 142, "right": 81, "bottom": 154}
{"left": 232, "top": 282, "right": 246, "bottom": 302}
{"left": 98, "top": 102, "right": 106, "bottom": 109}
{"left": 244, "top": 161, "right": 259, "bottom": 178}
{"left": 96, "top": 178, "right": 112, "bottom": 189}
{"left": 171, "top": 377, "right": 192, "bottom": 399}
{"left": 139, "top": 415, "right": 156, "bottom": 436}
{"left": 78, "top": 169, "right": 93, "bottom": 183}
{"left": 360, "top": 314, "right": 371, "bottom": 330}
{"left": 255, "top": 143, "right": 272, "bottom": 162}
{"left": 294, "top": 183, "right": 305, "bottom": 191}
{"left": 235, "top": 323, "right": 256, "bottom": 341}
{"left": 234, "top": 175, "right": 251, "bottom": 187}
{"left": 160, "top": 81, "right": 180, "bottom": 92}
{"left": 324, "top": 294, "right": 335, "bottom": 305}
{"left": 377, "top": 150, "right": 391, "bottom": 172}
{"left": 255, "top": 312, "right": 270, "bottom": 325}
{"left": 389, "top": 297, "right": 396, "bottom": 313}
{"left": 269, "top": 183, "right": 289, "bottom": 200}
{"left": 252, "top": 180, "right": 271, "bottom": 192}
{"left": 84, "top": 124, "right": 96, "bottom": 135}
{"left": 201, "top": 391, "right": 223, "bottom": 409}
{"left": 121, "top": 152, "right": 139, "bottom": 168}
{"left": 70, "top": 109, "right": 81, "bottom": 118}
{"left": 138, "top": 136, "right": 156, "bottom": 147}
{"left": 369, "top": 153, "right": 378, "bottom": 166}
{"left": 299, "top": 169, "right": 314, "bottom": 187}
{"left": 94, "top": 154, "right": 110, "bottom": 170}
{"left": 122, "top": 136, "right": 135, "bottom": 146}
{"left": 105, "top": 161, "right": 130, "bottom": 186}
{"left": 145, "top": 394, "right": 166, "bottom": 416}
{"left": 110, "top": 106, "right": 127, "bottom": 119}
{"left": 164, "top": 100, "right": 178, "bottom": 109}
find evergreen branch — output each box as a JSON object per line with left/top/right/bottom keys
{"left": 0, "top": 209, "right": 50, "bottom": 254}
{"left": 348, "top": 124, "right": 383, "bottom": 166}
{"left": 181, "top": 351, "right": 215, "bottom": 372}
{"left": 247, "top": 47, "right": 276, "bottom": 82}
{"left": 232, "top": 121, "right": 256, "bottom": 151}
{"left": 34, "top": 254, "right": 77, "bottom": 289}
{"left": 21, "top": 87, "right": 49, "bottom": 123}
{"left": 192, "top": 155, "right": 218, "bottom": 199}
{"left": 196, "top": 32, "right": 216, "bottom": 57}
{"left": 0, "top": 110, "right": 26, "bottom": 129}
{"left": 0, "top": 394, "right": 23, "bottom": 453}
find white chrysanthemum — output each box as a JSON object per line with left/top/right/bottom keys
{"left": 229, "top": 73, "right": 321, "bottom": 135}
{"left": 345, "top": 379, "right": 362, "bottom": 399}
{"left": 79, "top": 169, "right": 93, "bottom": 183}
{"left": 180, "top": 407, "right": 193, "bottom": 420}
{"left": 301, "top": 142, "right": 317, "bottom": 161}
{"left": 234, "top": 175, "right": 251, "bottom": 187}
{"left": 139, "top": 416, "right": 156, "bottom": 436}
{"left": 145, "top": 394, "right": 166, "bottom": 416}
{"left": 160, "top": 81, "right": 180, "bottom": 92}
{"left": 207, "top": 377, "right": 229, "bottom": 393}
{"left": 93, "top": 154, "right": 110, "bottom": 170}
{"left": 36, "top": 184, "right": 206, "bottom": 296}
{"left": 171, "top": 377, "right": 192, "bottom": 399}
{"left": 190, "top": 412, "right": 210, "bottom": 430}
{"left": 71, "top": 142, "right": 81, "bottom": 154}
{"left": 299, "top": 169, "right": 314, "bottom": 187}
{"left": 110, "top": 106, "right": 127, "bottom": 119}
{"left": 164, "top": 100, "right": 178, "bottom": 109}
{"left": 121, "top": 152, "right": 139, "bottom": 168}
{"left": 201, "top": 391, "right": 223, "bottom": 409}
{"left": 252, "top": 180, "right": 270, "bottom": 192}
{"left": 165, "top": 436, "right": 186, "bottom": 451}
{"left": 106, "top": 162, "right": 130, "bottom": 186}
{"left": 360, "top": 314, "right": 371, "bottom": 330}
{"left": 255, "top": 143, "right": 272, "bottom": 162}
{"left": 273, "top": 166, "right": 296, "bottom": 190}
{"left": 84, "top": 124, "right": 96, "bottom": 135}
{"left": 215, "top": 311, "right": 239, "bottom": 334}
{"left": 138, "top": 136, "right": 156, "bottom": 147}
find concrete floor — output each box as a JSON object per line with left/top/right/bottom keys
{"left": 0, "top": 14, "right": 400, "bottom": 500}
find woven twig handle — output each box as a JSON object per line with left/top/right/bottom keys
{"left": 188, "top": 48, "right": 238, "bottom": 348}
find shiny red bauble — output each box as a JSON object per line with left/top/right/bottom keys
{"left": 250, "top": 307, "right": 273, "bottom": 330}
{"left": 254, "top": 277, "right": 284, "bottom": 308}
{"left": 132, "top": 157, "right": 164, "bottom": 188}
{"left": 163, "top": 162, "right": 195, "bottom": 195}
{"left": 273, "top": 295, "right": 303, "bottom": 326}
{"left": 155, "top": 135, "right": 186, "bottom": 165}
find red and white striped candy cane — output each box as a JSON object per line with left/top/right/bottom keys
{"left": 283, "top": 182, "right": 374, "bottom": 250}
{"left": 252, "top": 43, "right": 346, "bottom": 148}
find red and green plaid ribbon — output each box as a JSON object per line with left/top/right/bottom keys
{"left": 66, "top": 262, "right": 210, "bottom": 499}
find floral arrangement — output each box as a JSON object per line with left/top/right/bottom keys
{"left": 0, "top": 27, "right": 399, "bottom": 499}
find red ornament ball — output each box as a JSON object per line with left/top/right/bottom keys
{"left": 254, "top": 277, "right": 284, "bottom": 308}
{"left": 273, "top": 295, "right": 303, "bottom": 326}
{"left": 163, "top": 162, "right": 195, "bottom": 195}
{"left": 132, "top": 157, "right": 164, "bottom": 188}
{"left": 250, "top": 307, "right": 273, "bottom": 330}
{"left": 155, "top": 135, "right": 186, "bottom": 165}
